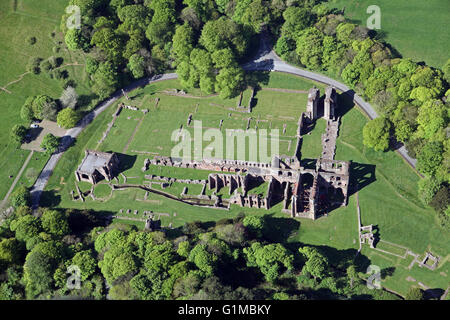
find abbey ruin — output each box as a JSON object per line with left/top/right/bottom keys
{"left": 144, "top": 86, "right": 351, "bottom": 220}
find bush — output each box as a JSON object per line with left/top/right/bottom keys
{"left": 417, "top": 142, "right": 444, "bottom": 177}
{"left": 362, "top": 117, "right": 392, "bottom": 152}
{"left": 53, "top": 69, "right": 68, "bottom": 80}
{"left": 430, "top": 185, "right": 449, "bottom": 213}
{"left": 418, "top": 177, "right": 442, "bottom": 205}
{"left": 62, "top": 79, "right": 77, "bottom": 90}
{"left": 20, "top": 97, "right": 35, "bottom": 121}
{"left": 405, "top": 287, "right": 424, "bottom": 300}
{"left": 40, "top": 60, "right": 52, "bottom": 73}
{"left": 10, "top": 124, "right": 27, "bottom": 144}
{"left": 40, "top": 133, "right": 59, "bottom": 155}
{"left": 48, "top": 56, "right": 63, "bottom": 69}
{"left": 10, "top": 186, "right": 31, "bottom": 208}
{"left": 405, "top": 138, "right": 425, "bottom": 159}
{"left": 28, "top": 37, "right": 37, "bottom": 45}
{"left": 59, "top": 86, "right": 78, "bottom": 109}
{"left": 27, "top": 57, "right": 42, "bottom": 74}
{"left": 57, "top": 108, "right": 79, "bottom": 129}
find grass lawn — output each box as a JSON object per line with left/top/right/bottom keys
{"left": 326, "top": 0, "right": 450, "bottom": 68}
{"left": 0, "top": 0, "right": 93, "bottom": 199}
{"left": 11, "top": 151, "right": 50, "bottom": 193}
{"left": 45, "top": 71, "right": 449, "bottom": 296}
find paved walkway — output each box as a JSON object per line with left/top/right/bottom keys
{"left": 1, "top": 150, "right": 34, "bottom": 209}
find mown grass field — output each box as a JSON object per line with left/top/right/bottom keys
{"left": 0, "top": 0, "right": 91, "bottom": 200}
{"left": 327, "top": 0, "right": 450, "bottom": 68}
{"left": 45, "top": 72, "right": 449, "bottom": 296}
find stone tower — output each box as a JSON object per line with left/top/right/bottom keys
{"left": 306, "top": 88, "right": 320, "bottom": 120}
{"left": 324, "top": 86, "right": 337, "bottom": 120}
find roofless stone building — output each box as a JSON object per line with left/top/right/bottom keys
{"left": 75, "top": 150, "right": 119, "bottom": 184}
{"left": 142, "top": 86, "right": 350, "bottom": 220}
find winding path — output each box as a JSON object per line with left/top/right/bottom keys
{"left": 30, "top": 36, "right": 417, "bottom": 210}
{"left": 0, "top": 151, "right": 34, "bottom": 210}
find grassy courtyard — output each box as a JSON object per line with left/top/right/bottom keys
{"left": 45, "top": 71, "right": 449, "bottom": 296}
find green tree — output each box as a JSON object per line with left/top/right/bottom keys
{"left": 200, "top": 17, "right": 249, "bottom": 59}
{"left": 10, "top": 124, "right": 27, "bottom": 145}
{"left": 57, "top": 108, "right": 79, "bottom": 129}
{"left": 416, "top": 100, "right": 447, "bottom": 142}
{"left": 215, "top": 66, "right": 244, "bottom": 99}
{"left": 417, "top": 142, "right": 444, "bottom": 177}
{"left": 10, "top": 185, "right": 31, "bottom": 208}
{"left": 85, "top": 56, "right": 99, "bottom": 75}
{"left": 40, "top": 133, "right": 59, "bottom": 155}
{"left": 299, "top": 246, "right": 329, "bottom": 280}
{"left": 65, "top": 29, "right": 89, "bottom": 51}
{"left": 362, "top": 117, "right": 391, "bottom": 152}
{"left": 281, "top": 6, "right": 313, "bottom": 39}
{"left": 41, "top": 99, "right": 59, "bottom": 121}
{"left": 296, "top": 27, "right": 324, "bottom": 70}
{"left": 430, "top": 186, "right": 449, "bottom": 213}
{"left": 0, "top": 239, "right": 23, "bottom": 270}
{"left": 72, "top": 250, "right": 97, "bottom": 281}
{"left": 10, "top": 215, "right": 42, "bottom": 249}
{"left": 242, "top": 215, "right": 266, "bottom": 237}
{"left": 183, "top": 0, "right": 216, "bottom": 22}
{"left": 92, "top": 62, "right": 119, "bottom": 99}
{"left": 188, "top": 243, "right": 218, "bottom": 276}
{"left": 127, "top": 53, "right": 146, "bottom": 79}
{"left": 41, "top": 209, "right": 70, "bottom": 238}
{"left": 99, "top": 244, "right": 137, "bottom": 284}
{"left": 90, "top": 28, "right": 124, "bottom": 65}
{"left": 243, "top": 242, "right": 294, "bottom": 282}
{"left": 145, "top": 0, "right": 177, "bottom": 46}
{"left": 443, "top": 58, "right": 450, "bottom": 83}
{"left": 418, "top": 177, "right": 442, "bottom": 205}
{"left": 177, "top": 240, "right": 190, "bottom": 258}
{"left": 31, "top": 95, "right": 55, "bottom": 120}
{"left": 20, "top": 97, "right": 35, "bottom": 121}
{"left": 238, "top": 0, "right": 271, "bottom": 34}
{"left": 172, "top": 23, "right": 194, "bottom": 64}
{"left": 346, "top": 265, "right": 358, "bottom": 288}
{"left": 23, "top": 250, "right": 54, "bottom": 298}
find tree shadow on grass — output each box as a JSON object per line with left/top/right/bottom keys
{"left": 245, "top": 71, "right": 271, "bottom": 90}
{"left": 77, "top": 93, "right": 98, "bottom": 110}
{"left": 381, "top": 266, "right": 396, "bottom": 280}
{"left": 424, "top": 288, "right": 445, "bottom": 300}
{"left": 39, "top": 190, "right": 61, "bottom": 208}
{"left": 263, "top": 213, "right": 301, "bottom": 243}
